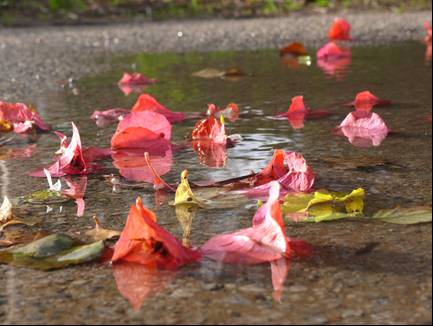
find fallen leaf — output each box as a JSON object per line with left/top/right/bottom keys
{"left": 328, "top": 18, "right": 352, "bottom": 41}
{"left": 174, "top": 170, "right": 207, "bottom": 207}
{"left": 282, "top": 188, "right": 365, "bottom": 223}
{"left": 192, "top": 68, "right": 245, "bottom": 81}
{"left": 372, "top": 206, "right": 432, "bottom": 225}
{"left": 86, "top": 216, "right": 120, "bottom": 241}
{"left": 0, "top": 227, "right": 48, "bottom": 248}
{"left": 0, "top": 234, "right": 105, "bottom": 270}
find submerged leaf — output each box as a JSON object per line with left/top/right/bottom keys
{"left": 86, "top": 216, "right": 120, "bottom": 241}
{"left": 372, "top": 207, "right": 432, "bottom": 225}
{"left": 283, "top": 188, "right": 365, "bottom": 223}
{"left": 0, "top": 234, "right": 105, "bottom": 270}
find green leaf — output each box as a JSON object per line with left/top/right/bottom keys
{"left": 372, "top": 207, "right": 432, "bottom": 225}
{"left": 0, "top": 234, "right": 105, "bottom": 270}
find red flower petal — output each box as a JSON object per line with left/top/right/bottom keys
{"left": 328, "top": 18, "right": 352, "bottom": 41}
{"left": 132, "top": 94, "right": 185, "bottom": 123}
{"left": 249, "top": 150, "right": 315, "bottom": 196}
{"left": 112, "top": 198, "right": 201, "bottom": 268}
{"left": 192, "top": 115, "right": 227, "bottom": 144}
{"left": 0, "top": 101, "right": 50, "bottom": 134}
{"left": 201, "top": 182, "right": 299, "bottom": 264}
{"left": 207, "top": 103, "right": 240, "bottom": 122}
{"left": 348, "top": 91, "right": 392, "bottom": 112}
{"left": 111, "top": 111, "right": 172, "bottom": 150}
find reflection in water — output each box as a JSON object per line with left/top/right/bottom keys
{"left": 112, "top": 147, "right": 173, "bottom": 182}
{"left": 192, "top": 140, "right": 227, "bottom": 168}
{"left": 271, "top": 258, "right": 290, "bottom": 303}
{"left": 175, "top": 204, "right": 197, "bottom": 247}
{"left": 112, "top": 262, "right": 176, "bottom": 310}
{"left": 334, "top": 111, "right": 390, "bottom": 148}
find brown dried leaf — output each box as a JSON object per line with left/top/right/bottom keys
{"left": 86, "top": 216, "right": 120, "bottom": 241}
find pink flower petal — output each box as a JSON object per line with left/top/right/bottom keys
{"left": 111, "top": 111, "right": 172, "bottom": 150}
{"left": 132, "top": 94, "right": 185, "bottom": 123}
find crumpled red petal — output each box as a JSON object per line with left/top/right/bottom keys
{"left": 328, "top": 18, "right": 352, "bottom": 41}
{"left": 112, "top": 197, "right": 201, "bottom": 269}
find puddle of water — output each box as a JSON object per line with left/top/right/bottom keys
{"left": 0, "top": 42, "right": 431, "bottom": 324}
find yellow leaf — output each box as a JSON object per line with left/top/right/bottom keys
{"left": 174, "top": 170, "right": 206, "bottom": 207}
{"left": 283, "top": 188, "right": 365, "bottom": 223}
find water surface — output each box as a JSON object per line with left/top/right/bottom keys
{"left": 0, "top": 42, "right": 431, "bottom": 324}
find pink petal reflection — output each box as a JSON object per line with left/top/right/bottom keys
{"left": 335, "top": 111, "right": 390, "bottom": 148}
{"left": 91, "top": 109, "right": 130, "bottom": 128}
{"left": 271, "top": 258, "right": 290, "bottom": 303}
{"left": 113, "top": 262, "right": 175, "bottom": 310}
{"left": 112, "top": 147, "right": 172, "bottom": 183}
{"left": 61, "top": 176, "right": 88, "bottom": 217}
{"left": 317, "top": 42, "right": 352, "bottom": 80}
{"left": 118, "top": 73, "right": 156, "bottom": 96}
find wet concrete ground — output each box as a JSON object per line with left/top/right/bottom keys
{"left": 0, "top": 14, "right": 432, "bottom": 325}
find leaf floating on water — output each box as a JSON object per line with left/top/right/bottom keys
{"left": 192, "top": 68, "right": 245, "bottom": 81}
{"left": 372, "top": 206, "right": 432, "bottom": 225}
{"left": 0, "top": 196, "right": 43, "bottom": 231}
{"left": 0, "top": 234, "right": 105, "bottom": 270}
{"left": 86, "top": 216, "right": 121, "bottom": 241}
{"left": 174, "top": 170, "right": 207, "bottom": 207}
{"left": 0, "top": 227, "right": 48, "bottom": 248}
{"left": 282, "top": 188, "right": 365, "bottom": 223}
